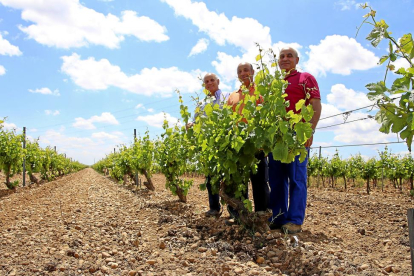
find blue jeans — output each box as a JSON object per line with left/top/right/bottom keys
{"left": 268, "top": 150, "right": 309, "bottom": 225}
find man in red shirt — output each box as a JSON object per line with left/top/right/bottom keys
{"left": 269, "top": 47, "right": 322, "bottom": 234}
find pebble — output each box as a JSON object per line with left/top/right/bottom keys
{"left": 147, "top": 260, "right": 156, "bottom": 265}
{"left": 105, "top": 258, "right": 116, "bottom": 263}
{"left": 256, "top": 257, "right": 265, "bottom": 264}
{"left": 234, "top": 268, "right": 243, "bottom": 273}
{"left": 384, "top": 265, "right": 393, "bottom": 273}
{"left": 267, "top": 251, "right": 276, "bottom": 258}
{"left": 101, "top": 266, "right": 109, "bottom": 273}
{"left": 198, "top": 247, "right": 208, "bottom": 252}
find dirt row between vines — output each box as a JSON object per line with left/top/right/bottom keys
{"left": 0, "top": 168, "right": 412, "bottom": 275}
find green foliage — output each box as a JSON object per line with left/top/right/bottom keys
{"left": 360, "top": 5, "right": 414, "bottom": 151}
{"left": 157, "top": 116, "right": 194, "bottom": 202}
{"left": 348, "top": 154, "right": 364, "bottom": 181}
{"left": 0, "top": 127, "right": 24, "bottom": 189}
{"left": 130, "top": 131, "right": 154, "bottom": 178}
{"left": 26, "top": 140, "right": 43, "bottom": 176}
{"left": 0, "top": 122, "right": 84, "bottom": 188}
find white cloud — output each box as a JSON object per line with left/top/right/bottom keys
{"left": 136, "top": 112, "right": 179, "bottom": 128}
{"left": 0, "top": 33, "right": 22, "bottom": 56}
{"left": 0, "top": 65, "right": 5, "bottom": 75}
{"left": 38, "top": 129, "right": 94, "bottom": 151}
{"left": 161, "top": 0, "right": 271, "bottom": 51}
{"left": 304, "top": 35, "right": 378, "bottom": 77}
{"left": 212, "top": 51, "right": 244, "bottom": 84}
{"left": 61, "top": 53, "right": 204, "bottom": 96}
{"left": 0, "top": 0, "right": 169, "bottom": 49}
{"left": 1, "top": 122, "right": 17, "bottom": 130}
{"left": 28, "top": 87, "right": 60, "bottom": 96}
{"left": 335, "top": 0, "right": 356, "bottom": 10}
{"left": 73, "top": 112, "right": 119, "bottom": 129}
{"left": 189, "top": 38, "right": 209, "bottom": 57}
{"left": 317, "top": 100, "right": 394, "bottom": 145}
{"left": 92, "top": 131, "right": 122, "bottom": 141}
{"left": 272, "top": 42, "right": 303, "bottom": 58}
{"left": 392, "top": 57, "right": 413, "bottom": 71}
{"left": 135, "top": 104, "right": 156, "bottom": 113}
{"left": 45, "top": 110, "right": 60, "bottom": 116}
{"left": 333, "top": 118, "right": 394, "bottom": 144}
{"left": 327, "top": 84, "right": 373, "bottom": 110}
{"left": 36, "top": 128, "right": 129, "bottom": 165}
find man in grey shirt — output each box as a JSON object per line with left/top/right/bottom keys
{"left": 187, "top": 73, "right": 227, "bottom": 217}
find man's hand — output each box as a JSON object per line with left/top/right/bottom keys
{"left": 186, "top": 122, "right": 194, "bottom": 130}
{"left": 305, "top": 134, "right": 313, "bottom": 148}
{"left": 305, "top": 98, "right": 322, "bottom": 148}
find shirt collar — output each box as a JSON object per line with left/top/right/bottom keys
{"left": 285, "top": 69, "right": 298, "bottom": 79}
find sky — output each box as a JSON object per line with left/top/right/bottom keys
{"left": 0, "top": 0, "right": 413, "bottom": 165}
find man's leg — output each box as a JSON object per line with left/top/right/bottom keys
{"left": 250, "top": 152, "right": 269, "bottom": 212}
{"left": 285, "top": 152, "right": 309, "bottom": 225}
{"left": 205, "top": 175, "right": 221, "bottom": 217}
{"left": 268, "top": 153, "right": 289, "bottom": 225}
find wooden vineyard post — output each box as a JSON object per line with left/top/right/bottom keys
{"left": 381, "top": 150, "right": 384, "bottom": 192}
{"left": 408, "top": 208, "right": 414, "bottom": 275}
{"left": 317, "top": 146, "right": 321, "bottom": 188}
{"left": 22, "top": 127, "right": 26, "bottom": 187}
{"left": 134, "top": 129, "right": 138, "bottom": 187}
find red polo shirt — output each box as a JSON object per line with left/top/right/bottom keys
{"left": 285, "top": 70, "right": 320, "bottom": 113}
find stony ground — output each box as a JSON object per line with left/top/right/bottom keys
{"left": 0, "top": 168, "right": 412, "bottom": 275}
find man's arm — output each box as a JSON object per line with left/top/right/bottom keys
{"left": 305, "top": 98, "right": 322, "bottom": 148}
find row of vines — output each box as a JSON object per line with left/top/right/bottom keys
{"left": 0, "top": 119, "right": 86, "bottom": 189}
{"left": 308, "top": 148, "right": 414, "bottom": 194}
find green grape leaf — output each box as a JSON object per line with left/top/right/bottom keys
{"left": 295, "top": 122, "right": 313, "bottom": 144}
{"left": 379, "top": 55, "right": 389, "bottom": 65}
{"left": 295, "top": 99, "right": 306, "bottom": 112}
{"left": 400, "top": 33, "right": 414, "bottom": 59}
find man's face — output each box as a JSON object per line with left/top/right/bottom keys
{"left": 237, "top": 64, "right": 254, "bottom": 86}
{"left": 278, "top": 49, "right": 299, "bottom": 72}
{"left": 203, "top": 74, "right": 219, "bottom": 95}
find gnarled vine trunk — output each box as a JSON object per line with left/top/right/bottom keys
{"left": 29, "top": 173, "right": 39, "bottom": 184}
{"left": 175, "top": 185, "right": 187, "bottom": 203}
{"left": 219, "top": 182, "right": 272, "bottom": 234}
{"left": 142, "top": 170, "right": 155, "bottom": 191}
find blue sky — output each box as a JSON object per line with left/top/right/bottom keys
{"left": 0, "top": 0, "right": 413, "bottom": 165}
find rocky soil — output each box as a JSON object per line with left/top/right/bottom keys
{"left": 0, "top": 168, "right": 412, "bottom": 275}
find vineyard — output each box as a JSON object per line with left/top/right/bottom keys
{"left": 0, "top": 121, "right": 86, "bottom": 190}
{"left": 0, "top": 5, "right": 414, "bottom": 276}
{"left": 307, "top": 147, "right": 414, "bottom": 194}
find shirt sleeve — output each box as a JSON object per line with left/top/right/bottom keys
{"left": 304, "top": 74, "right": 321, "bottom": 100}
